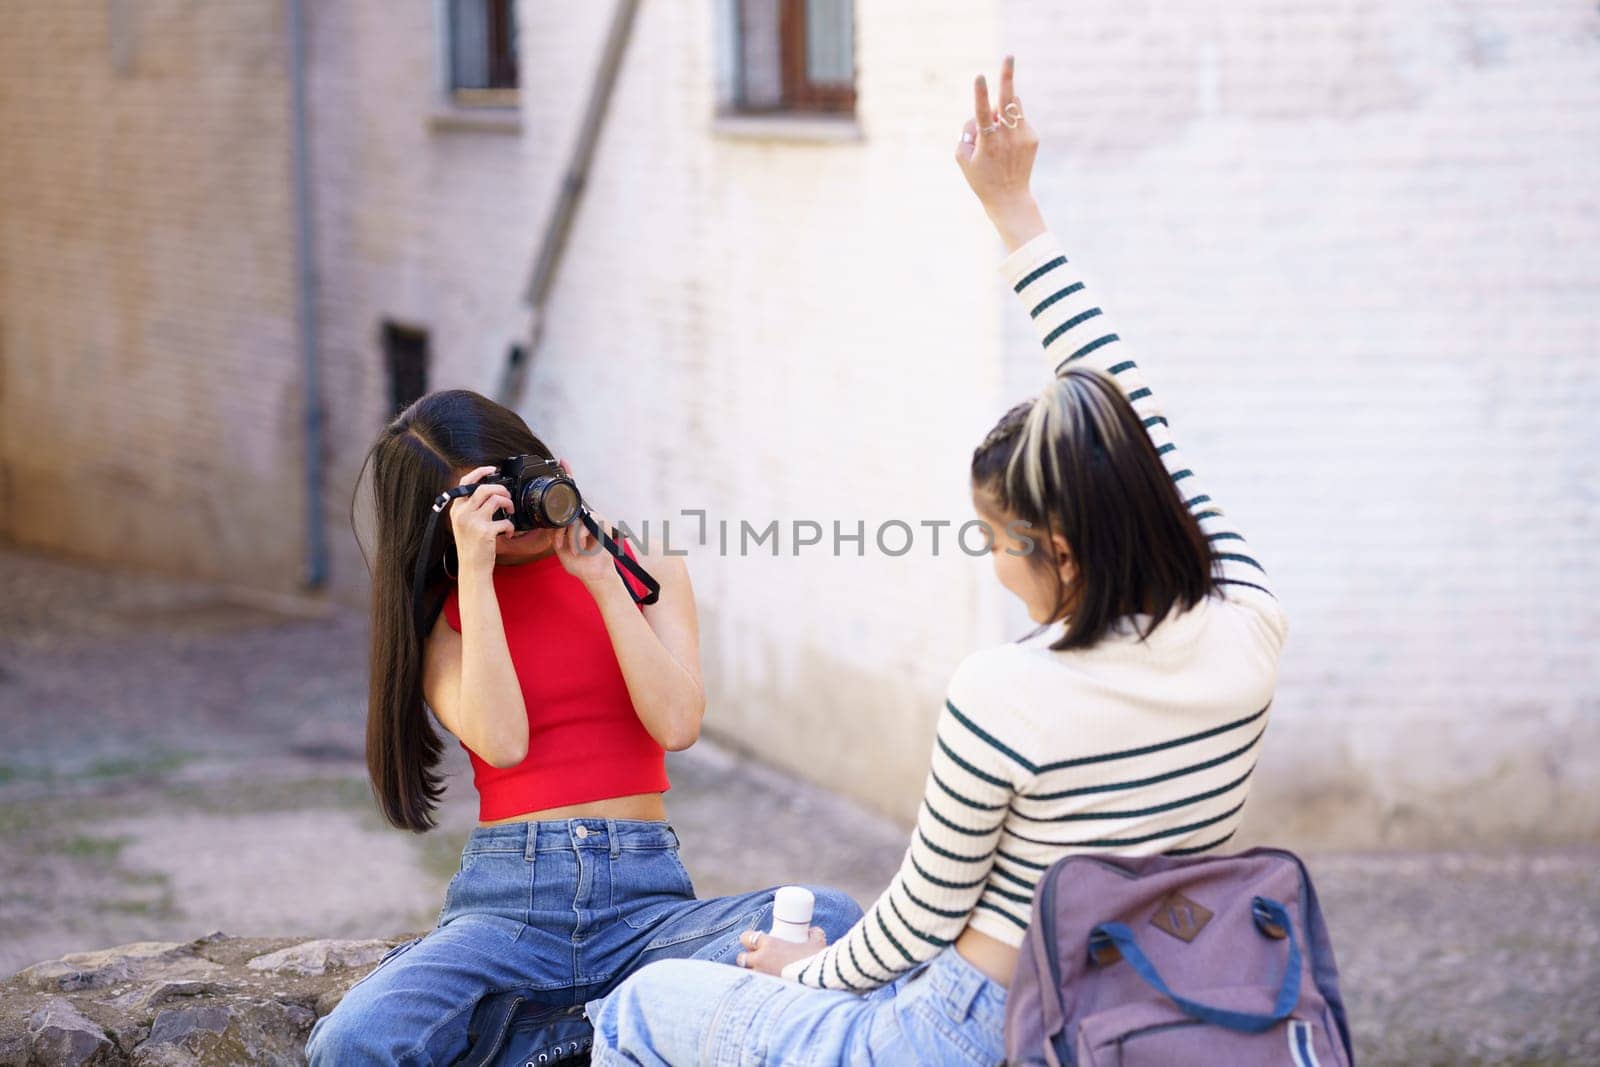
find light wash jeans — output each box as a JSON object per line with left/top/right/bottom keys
{"left": 304, "top": 818, "right": 863, "bottom": 1066}
{"left": 586, "top": 943, "right": 1009, "bottom": 1066}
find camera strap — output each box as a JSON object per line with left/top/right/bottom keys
{"left": 578, "top": 506, "right": 661, "bottom": 606}
{"left": 409, "top": 488, "right": 660, "bottom": 642}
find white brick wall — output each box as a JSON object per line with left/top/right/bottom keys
{"left": 516, "top": 0, "right": 1599, "bottom": 845}
{"left": 512, "top": 0, "right": 1014, "bottom": 822}
{"left": 3, "top": 1, "right": 1593, "bottom": 847}
{"left": 997, "top": 0, "right": 1600, "bottom": 845}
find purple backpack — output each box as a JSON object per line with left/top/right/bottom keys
{"left": 1004, "top": 847, "right": 1354, "bottom": 1066}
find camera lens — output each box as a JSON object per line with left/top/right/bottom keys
{"left": 521, "top": 476, "right": 581, "bottom": 528}
{"left": 541, "top": 481, "right": 581, "bottom": 526}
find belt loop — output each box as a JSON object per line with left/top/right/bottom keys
{"left": 941, "top": 950, "right": 985, "bottom": 1023}
{"left": 607, "top": 817, "right": 620, "bottom": 858}
{"left": 524, "top": 822, "right": 537, "bottom": 864}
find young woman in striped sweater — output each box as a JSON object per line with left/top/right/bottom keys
{"left": 584, "top": 56, "right": 1289, "bottom": 1065}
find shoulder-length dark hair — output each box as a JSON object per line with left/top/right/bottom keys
{"left": 350, "top": 389, "right": 556, "bottom": 832}
{"left": 970, "top": 367, "right": 1215, "bottom": 651}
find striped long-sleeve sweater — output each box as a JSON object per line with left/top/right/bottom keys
{"left": 784, "top": 230, "right": 1290, "bottom": 991}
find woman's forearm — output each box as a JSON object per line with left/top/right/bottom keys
{"left": 985, "top": 193, "right": 1048, "bottom": 253}
{"left": 587, "top": 573, "right": 704, "bottom": 751}
{"left": 455, "top": 570, "right": 530, "bottom": 767}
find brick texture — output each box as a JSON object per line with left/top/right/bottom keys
{"left": 997, "top": 0, "right": 1600, "bottom": 846}
{"left": 0, "top": 1, "right": 303, "bottom": 584}
{"left": 2, "top": 0, "right": 1593, "bottom": 847}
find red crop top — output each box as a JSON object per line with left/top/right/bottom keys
{"left": 441, "top": 540, "right": 670, "bottom": 821}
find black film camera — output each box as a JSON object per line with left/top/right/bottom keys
{"left": 479, "top": 454, "right": 583, "bottom": 531}
{"left": 409, "top": 452, "right": 660, "bottom": 639}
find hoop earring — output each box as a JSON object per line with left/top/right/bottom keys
{"left": 442, "top": 544, "right": 458, "bottom": 580}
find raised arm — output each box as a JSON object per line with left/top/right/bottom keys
{"left": 998, "top": 233, "right": 1283, "bottom": 623}
{"left": 958, "top": 57, "right": 1286, "bottom": 639}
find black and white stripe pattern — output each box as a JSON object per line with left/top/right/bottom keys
{"left": 787, "top": 232, "right": 1288, "bottom": 991}
{"left": 1013, "top": 252, "right": 1281, "bottom": 612}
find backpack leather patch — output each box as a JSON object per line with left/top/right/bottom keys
{"left": 1149, "top": 890, "right": 1213, "bottom": 943}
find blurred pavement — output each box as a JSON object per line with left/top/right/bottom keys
{"left": 0, "top": 544, "right": 1594, "bottom": 1066}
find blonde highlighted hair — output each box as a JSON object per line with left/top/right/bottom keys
{"left": 971, "top": 368, "right": 1216, "bottom": 650}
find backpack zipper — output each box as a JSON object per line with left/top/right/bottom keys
{"left": 1116, "top": 1018, "right": 1203, "bottom": 1051}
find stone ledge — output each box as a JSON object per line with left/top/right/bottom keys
{"left": 1, "top": 931, "right": 419, "bottom": 1066}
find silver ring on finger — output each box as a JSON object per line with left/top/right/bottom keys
{"left": 979, "top": 121, "right": 1000, "bottom": 135}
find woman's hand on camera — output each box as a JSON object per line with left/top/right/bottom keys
{"left": 448, "top": 465, "right": 515, "bottom": 575}
{"left": 554, "top": 511, "right": 619, "bottom": 590}
{"left": 954, "top": 55, "right": 1048, "bottom": 252}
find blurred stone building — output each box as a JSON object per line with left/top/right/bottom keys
{"left": 1, "top": 1, "right": 1594, "bottom": 849}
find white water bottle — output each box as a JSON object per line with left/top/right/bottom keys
{"left": 768, "top": 886, "right": 815, "bottom": 944}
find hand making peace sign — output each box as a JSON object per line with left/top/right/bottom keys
{"left": 954, "top": 55, "right": 1049, "bottom": 253}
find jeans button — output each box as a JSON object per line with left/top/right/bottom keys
{"left": 575, "top": 825, "right": 589, "bottom": 839}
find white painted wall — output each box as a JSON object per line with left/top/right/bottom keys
{"left": 8, "top": 0, "right": 1590, "bottom": 847}
{"left": 513, "top": 0, "right": 1014, "bottom": 821}
{"left": 997, "top": 0, "right": 1600, "bottom": 846}
{"left": 516, "top": 0, "right": 1599, "bottom": 845}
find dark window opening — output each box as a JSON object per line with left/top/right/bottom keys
{"left": 382, "top": 321, "right": 430, "bottom": 416}
{"left": 448, "top": 0, "right": 519, "bottom": 105}
{"left": 733, "top": 0, "right": 856, "bottom": 115}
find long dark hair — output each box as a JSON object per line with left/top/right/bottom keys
{"left": 350, "top": 389, "right": 556, "bottom": 832}
{"left": 971, "top": 367, "right": 1215, "bottom": 651}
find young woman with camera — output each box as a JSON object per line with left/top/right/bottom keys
{"left": 304, "top": 391, "right": 863, "bottom": 1065}
{"left": 581, "top": 55, "right": 1291, "bottom": 1066}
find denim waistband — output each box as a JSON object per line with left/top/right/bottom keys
{"left": 923, "top": 945, "right": 1009, "bottom": 1029}
{"left": 463, "top": 817, "right": 680, "bottom": 858}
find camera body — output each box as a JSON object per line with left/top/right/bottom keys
{"left": 414, "top": 451, "right": 658, "bottom": 635}
{"left": 481, "top": 454, "right": 583, "bottom": 531}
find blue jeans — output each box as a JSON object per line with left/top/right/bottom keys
{"left": 304, "top": 818, "right": 864, "bottom": 1066}
{"left": 586, "top": 943, "right": 1009, "bottom": 1066}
